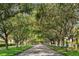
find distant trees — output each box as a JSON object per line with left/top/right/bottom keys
{"left": 36, "top": 4, "right": 79, "bottom": 50}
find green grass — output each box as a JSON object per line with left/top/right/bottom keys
{"left": 63, "top": 51, "right": 79, "bottom": 56}
{"left": 49, "top": 45, "right": 79, "bottom": 56}
{"left": 0, "top": 45, "right": 32, "bottom": 56}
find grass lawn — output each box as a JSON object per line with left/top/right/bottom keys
{"left": 0, "top": 45, "right": 32, "bottom": 56}
{"left": 49, "top": 45, "right": 79, "bottom": 56}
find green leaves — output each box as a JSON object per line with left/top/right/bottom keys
{"left": 0, "top": 4, "right": 79, "bottom": 49}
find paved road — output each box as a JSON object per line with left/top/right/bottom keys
{"left": 17, "top": 44, "right": 63, "bottom": 56}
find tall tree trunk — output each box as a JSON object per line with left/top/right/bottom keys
{"left": 53, "top": 39, "right": 55, "bottom": 44}
{"left": 71, "top": 37, "right": 74, "bottom": 50}
{"left": 5, "top": 35, "right": 8, "bottom": 50}
{"left": 62, "top": 38, "right": 64, "bottom": 47}
{"left": 66, "top": 41, "right": 68, "bottom": 51}
{"left": 75, "top": 38, "right": 78, "bottom": 50}
{"left": 57, "top": 39, "right": 60, "bottom": 47}
{"left": 50, "top": 41, "right": 52, "bottom": 45}
{"left": 16, "top": 43, "right": 19, "bottom": 48}
{"left": 16, "top": 41, "right": 19, "bottom": 48}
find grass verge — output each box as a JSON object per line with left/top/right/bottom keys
{"left": 48, "top": 45, "right": 79, "bottom": 56}
{"left": 0, "top": 45, "right": 32, "bottom": 56}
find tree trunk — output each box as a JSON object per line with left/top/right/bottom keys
{"left": 53, "top": 39, "right": 55, "bottom": 44}
{"left": 62, "top": 38, "right": 64, "bottom": 47}
{"left": 5, "top": 36, "right": 8, "bottom": 50}
{"left": 16, "top": 43, "right": 19, "bottom": 48}
{"left": 57, "top": 39, "right": 60, "bottom": 47}
{"left": 66, "top": 40, "right": 68, "bottom": 51}
{"left": 50, "top": 41, "right": 52, "bottom": 45}
{"left": 75, "top": 38, "right": 78, "bottom": 50}
{"left": 16, "top": 41, "right": 19, "bottom": 48}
